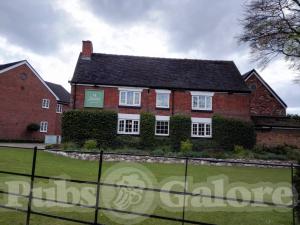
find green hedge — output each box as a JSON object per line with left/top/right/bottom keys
{"left": 62, "top": 110, "right": 118, "bottom": 147}
{"left": 170, "top": 115, "right": 191, "bottom": 151}
{"left": 140, "top": 112, "right": 155, "bottom": 149}
{"left": 212, "top": 115, "right": 256, "bottom": 151}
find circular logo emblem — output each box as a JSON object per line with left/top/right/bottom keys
{"left": 101, "top": 163, "right": 157, "bottom": 224}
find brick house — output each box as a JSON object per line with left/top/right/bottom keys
{"left": 70, "top": 41, "right": 252, "bottom": 139}
{"left": 0, "top": 60, "right": 70, "bottom": 142}
{"left": 243, "top": 70, "right": 300, "bottom": 148}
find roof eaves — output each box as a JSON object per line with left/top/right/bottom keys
{"left": 0, "top": 60, "right": 27, "bottom": 74}
{"left": 70, "top": 81, "right": 251, "bottom": 93}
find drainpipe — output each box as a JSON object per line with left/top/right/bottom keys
{"left": 171, "top": 89, "right": 175, "bottom": 115}
{"left": 73, "top": 83, "right": 77, "bottom": 109}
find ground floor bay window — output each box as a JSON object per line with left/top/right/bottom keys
{"left": 118, "top": 113, "right": 140, "bottom": 135}
{"left": 191, "top": 117, "right": 212, "bottom": 138}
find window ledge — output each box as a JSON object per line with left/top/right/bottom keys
{"left": 155, "top": 107, "right": 170, "bottom": 111}
{"left": 155, "top": 134, "right": 169, "bottom": 136}
{"left": 191, "top": 136, "right": 212, "bottom": 139}
{"left": 191, "top": 109, "right": 213, "bottom": 113}
{"left": 118, "top": 105, "right": 141, "bottom": 109}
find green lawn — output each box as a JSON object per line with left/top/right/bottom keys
{"left": 0, "top": 147, "right": 293, "bottom": 225}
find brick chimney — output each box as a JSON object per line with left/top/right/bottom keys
{"left": 81, "top": 40, "right": 93, "bottom": 60}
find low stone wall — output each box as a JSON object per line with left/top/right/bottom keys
{"left": 47, "top": 151, "right": 295, "bottom": 168}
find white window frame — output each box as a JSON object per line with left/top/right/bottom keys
{"left": 191, "top": 117, "right": 212, "bottom": 138}
{"left": 56, "top": 104, "right": 63, "bottom": 113}
{"left": 190, "top": 91, "right": 214, "bottom": 111}
{"left": 42, "top": 99, "right": 50, "bottom": 109}
{"left": 118, "top": 88, "right": 142, "bottom": 107}
{"left": 117, "top": 113, "right": 140, "bottom": 135}
{"left": 40, "top": 121, "right": 48, "bottom": 133}
{"left": 155, "top": 90, "right": 171, "bottom": 109}
{"left": 155, "top": 115, "right": 170, "bottom": 136}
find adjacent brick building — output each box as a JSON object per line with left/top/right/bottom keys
{"left": 0, "top": 60, "right": 70, "bottom": 142}
{"left": 243, "top": 70, "right": 300, "bottom": 148}
{"left": 243, "top": 69, "right": 287, "bottom": 116}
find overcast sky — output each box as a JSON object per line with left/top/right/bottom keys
{"left": 0, "top": 0, "right": 299, "bottom": 114}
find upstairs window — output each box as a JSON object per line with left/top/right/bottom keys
{"left": 191, "top": 118, "right": 212, "bottom": 138}
{"left": 119, "top": 88, "right": 142, "bottom": 107}
{"left": 191, "top": 92, "right": 214, "bottom": 111}
{"left": 156, "top": 90, "right": 171, "bottom": 109}
{"left": 42, "top": 99, "right": 50, "bottom": 109}
{"left": 40, "top": 121, "right": 48, "bottom": 133}
{"left": 56, "top": 104, "right": 63, "bottom": 113}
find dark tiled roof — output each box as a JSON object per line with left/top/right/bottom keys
{"left": 252, "top": 116, "right": 300, "bottom": 129}
{"left": 0, "top": 60, "right": 25, "bottom": 71}
{"left": 45, "top": 81, "right": 70, "bottom": 104}
{"left": 71, "top": 53, "right": 250, "bottom": 93}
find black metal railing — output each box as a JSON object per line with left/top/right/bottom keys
{"left": 0, "top": 147, "right": 297, "bottom": 225}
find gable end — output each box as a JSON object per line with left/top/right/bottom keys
{"left": 244, "top": 70, "right": 287, "bottom": 108}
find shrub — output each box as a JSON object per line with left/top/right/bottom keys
{"left": 170, "top": 115, "right": 191, "bottom": 151}
{"left": 27, "top": 123, "right": 40, "bottom": 132}
{"left": 83, "top": 140, "right": 98, "bottom": 150}
{"left": 180, "top": 139, "right": 193, "bottom": 153}
{"left": 233, "top": 145, "right": 254, "bottom": 159}
{"left": 150, "top": 149, "right": 165, "bottom": 156}
{"left": 45, "top": 144, "right": 61, "bottom": 149}
{"left": 140, "top": 112, "right": 155, "bottom": 149}
{"left": 115, "top": 135, "right": 141, "bottom": 149}
{"left": 212, "top": 115, "right": 256, "bottom": 151}
{"left": 62, "top": 142, "right": 78, "bottom": 150}
{"left": 62, "top": 110, "right": 118, "bottom": 147}
{"left": 191, "top": 139, "right": 220, "bottom": 151}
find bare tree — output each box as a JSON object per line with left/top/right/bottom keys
{"left": 239, "top": 0, "right": 300, "bottom": 81}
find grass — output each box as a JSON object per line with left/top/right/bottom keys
{"left": 0, "top": 147, "right": 293, "bottom": 225}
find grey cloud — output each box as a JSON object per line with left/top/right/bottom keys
{"left": 84, "top": 0, "right": 159, "bottom": 25}
{"left": 0, "top": 0, "right": 82, "bottom": 55}
{"left": 84, "top": 0, "right": 247, "bottom": 58}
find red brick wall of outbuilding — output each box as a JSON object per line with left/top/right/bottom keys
{"left": 256, "top": 129, "right": 300, "bottom": 148}
{"left": 0, "top": 64, "right": 62, "bottom": 141}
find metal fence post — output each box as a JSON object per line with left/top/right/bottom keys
{"left": 291, "top": 163, "right": 296, "bottom": 225}
{"left": 182, "top": 157, "right": 189, "bottom": 225}
{"left": 25, "top": 146, "right": 38, "bottom": 225}
{"left": 94, "top": 150, "right": 104, "bottom": 225}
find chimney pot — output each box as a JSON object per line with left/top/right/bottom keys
{"left": 81, "top": 40, "right": 93, "bottom": 60}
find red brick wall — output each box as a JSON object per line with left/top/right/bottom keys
{"left": 0, "top": 64, "right": 64, "bottom": 141}
{"left": 54, "top": 103, "right": 70, "bottom": 135}
{"left": 245, "top": 74, "right": 286, "bottom": 116}
{"left": 256, "top": 129, "right": 300, "bottom": 148}
{"left": 71, "top": 85, "right": 251, "bottom": 120}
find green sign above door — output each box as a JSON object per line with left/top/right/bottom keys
{"left": 84, "top": 90, "right": 104, "bottom": 108}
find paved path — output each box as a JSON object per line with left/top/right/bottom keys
{"left": 0, "top": 143, "right": 46, "bottom": 149}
